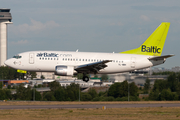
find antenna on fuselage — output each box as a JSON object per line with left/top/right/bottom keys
{"left": 76, "top": 49, "right": 79, "bottom": 52}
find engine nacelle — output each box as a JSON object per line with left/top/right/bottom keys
{"left": 55, "top": 65, "right": 76, "bottom": 76}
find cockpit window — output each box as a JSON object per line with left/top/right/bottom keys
{"left": 13, "top": 55, "right": 22, "bottom": 59}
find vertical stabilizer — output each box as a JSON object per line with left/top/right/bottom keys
{"left": 121, "top": 22, "right": 170, "bottom": 56}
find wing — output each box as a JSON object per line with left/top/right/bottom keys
{"left": 148, "top": 54, "right": 174, "bottom": 60}
{"left": 75, "top": 60, "right": 112, "bottom": 74}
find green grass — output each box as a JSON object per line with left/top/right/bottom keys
{"left": 1, "top": 107, "right": 180, "bottom": 120}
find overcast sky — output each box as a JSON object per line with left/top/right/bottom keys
{"left": 2, "top": 0, "right": 180, "bottom": 68}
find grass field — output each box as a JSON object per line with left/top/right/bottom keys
{"left": 1, "top": 101, "right": 180, "bottom": 120}
{"left": 1, "top": 107, "right": 180, "bottom": 120}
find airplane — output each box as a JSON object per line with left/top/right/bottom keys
{"left": 5, "top": 22, "right": 174, "bottom": 82}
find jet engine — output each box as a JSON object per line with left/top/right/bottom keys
{"left": 55, "top": 65, "right": 76, "bottom": 76}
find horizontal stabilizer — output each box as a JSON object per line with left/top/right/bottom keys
{"left": 148, "top": 54, "right": 174, "bottom": 60}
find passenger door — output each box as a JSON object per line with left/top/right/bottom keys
{"left": 29, "top": 53, "right": 34, "bottom": 64}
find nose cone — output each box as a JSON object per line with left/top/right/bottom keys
{"left": 4, "top": 59, "right": 13, "bottom": 67}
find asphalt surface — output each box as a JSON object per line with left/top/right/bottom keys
{"left": 1, "top": 103, "right": 180, "bottom": 109}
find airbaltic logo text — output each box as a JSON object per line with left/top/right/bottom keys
{"left": 37, "top": 53, "right": 59, "bottom": 57}
{"left": 141, "top": 45, "right": 161, "bottom": 53}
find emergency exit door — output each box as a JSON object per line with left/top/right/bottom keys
{"left": 131, "top": 57, "right": 136, "bottom": 68}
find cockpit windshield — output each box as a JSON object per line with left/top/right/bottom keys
{"left": 13, "top": 55, "right": 22, "bottom": 59}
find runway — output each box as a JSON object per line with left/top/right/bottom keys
{"left": 1, "top": 103, "right": 180, "bottom": 109}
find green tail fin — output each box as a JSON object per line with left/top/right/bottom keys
{"left": 120, "top": 22, "right": 170, "bottom": 56}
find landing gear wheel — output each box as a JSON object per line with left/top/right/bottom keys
{"left": 83, "top": 76, "right": 89, "bottom": 82}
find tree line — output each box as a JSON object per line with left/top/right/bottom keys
{"left": 152, "top": 71, "right": 179, "bottom": 75}
{"left": 147, "top": 72, "right": 180, "bottom": 100}
{"left": 0, "top": 81, "right": 140, "bottom": 101}
{"left": 0, "top": 66, "right": 36, "bottom": 80}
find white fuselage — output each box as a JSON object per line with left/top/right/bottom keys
{"left": 5, "top": 51, "right": 165, "bottom": 75}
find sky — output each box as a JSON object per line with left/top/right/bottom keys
{"left": 2, "top": 0, "right": 180, "bottom": 69}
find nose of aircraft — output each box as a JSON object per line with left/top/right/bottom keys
{"left": 4, "top": 59, "right": 13, "bottom": 67}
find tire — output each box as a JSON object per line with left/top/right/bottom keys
{"left": 83, "top": 76, "right": 89, "bottom": 82}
